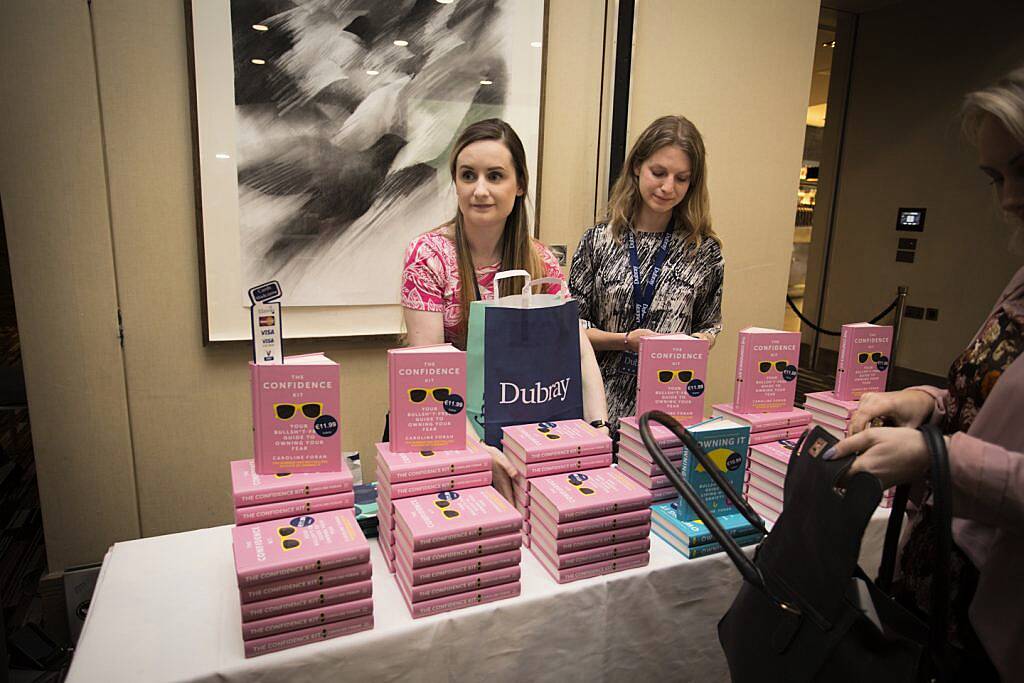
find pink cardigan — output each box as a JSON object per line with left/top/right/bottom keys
{"left": 915, "top": 265, "right": 1024, "bottom": 678}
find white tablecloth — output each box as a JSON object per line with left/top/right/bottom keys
{"left": 66, "top": 510, "right": 892, "bottom": 683}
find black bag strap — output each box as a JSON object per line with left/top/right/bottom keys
{"left": 639, "top": 411, "right": 769, "bottom": 588}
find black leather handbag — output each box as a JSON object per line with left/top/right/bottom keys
{"left": 638, "top": 411, "right": 951, "bottom": 683}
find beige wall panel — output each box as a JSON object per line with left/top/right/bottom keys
{"left": 809, "top": 0, "right": 1024, "bottom": 375}
{"left": 630, "top": 0, "right": 820, "bottom": 410}
{"left": 0, "top": 2, "right": 140, "bottom": 570}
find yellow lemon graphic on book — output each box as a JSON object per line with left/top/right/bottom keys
{"left": 695, "top": 448, "right": 741, "bottom": 473}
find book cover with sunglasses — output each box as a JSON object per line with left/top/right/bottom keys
{"left": 240, "top": 578, "right": 372, "bottom": 622}
{"left": 396, "top": 531, "right": 523, "bottom": 569}
{"left": 673, "top": 418, "right": 751, "bottom": 522}
{"left": 710, "top": 403, "right": 811, "bottom": 431}
{"left": 529, "top": 504, "right": 651, "bottom": 540}
{"left": 651, "top": 503, "right": 762, "bottom": 548}
{"left": 504, "top": 450, "right": 613, "bottom": 479}
{"left": 242, "top": 596, "right": 374, "bottom": 641}
{"left": 834, "top": 323, "right": 892, "bottom": 401}
{"left": 232, "top": 509, "right": 370, "bottom": 588}
{"left": 732, "top": 327, "right": 800, "bottom": 413}
{"left": 387, "top": 344, "right": 466, "bottom": 453}
{"left": 397, "top": 549, "right": 521, "bottom": 586}
{"left": 238, "top": 562, "right": 373, "bottom": 605}
{"left": 231, "top": 458, "right": 354, "bottom": 507}
{"left": 374, "top": 441, "right": 490, "bottom": 484}
{"left": 392, "top": 487, "right": 523, "bottom": 551}
{"left": 500, "top": 420, "right": 612, "bottom": 463}
{"left": 234, "top": 490, "right": 355, "bottom": 526}
{"left": 535, "top": 550, "right": 650, "bottom": 584}
{"left": 529, "top": 468, "right": 652, "bottom": 523}
{"left": 251, "top": 353, "right": 342, "bottom": 475}
{"left": 636, "top": 333, "right": 710, "bottom": 425}
{"left": 243, "top": 612, "right": 374, "bottom": 658}
{"left": 400, "top": 564, "right": 521, "bottom": 603}
{"left": 398, "top": 578, "right": 521, "bottom": 619}
{"left": 802, "top": 390, "right": 860, "bottom": 419}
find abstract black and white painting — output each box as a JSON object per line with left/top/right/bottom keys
{"left": 225, "top": 0, "right": 544, "bottom": 307}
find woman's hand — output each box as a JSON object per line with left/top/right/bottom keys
{"left": 481, "top": 442, "right": 518, "bottom": 503}
{"left": 625, "top": 328, "right": 658, "bottom": 353}
{"left": 849, "top": 389, "right": 936, "bottom": 434}
{"left": 825, "top": 426, "right": 932, "bottom": 490}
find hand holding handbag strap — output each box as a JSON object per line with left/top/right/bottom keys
{"left": 639, "top": 411, "right": 769, "bottom": 589}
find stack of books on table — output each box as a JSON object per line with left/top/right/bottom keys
{"left": 743, "top": 439, "right": 796, "bottom": 524}
{"left": 802, "top": 391, "right": 895, "bottom": 508}
{"left": 710, "top": 403, "right": 810, "bottom": 446}
{"left": 230, "top": 458, "right": 354, "bottom": 526}
{"left": 375, "top": 441, "right": 492, "bottom": 573}
{"left": 391, "top": 487, "right": 523, "bottom": 617}
{"left": 502, "top": 420, "right": 613, "bottom": 546}
{"left": 616, "top": 416, "right": 686, "bottom": 504}
{"left": 651, "top": 503, "right": 764, "bottom": 558}
{"left": 232, "top": 509, "right": 373, "bottom": 657}
{"left": 525, "top": 467, "right": 652, "bottom": 583}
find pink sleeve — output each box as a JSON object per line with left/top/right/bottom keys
{"left": 949, "top": 432, "right": 1024, "bottom": 532}
{"left": 400, "top": 235, "right": 446, "bottom": 312}
{"left": 534, "top": 242, "right": 567, "bottom": 295}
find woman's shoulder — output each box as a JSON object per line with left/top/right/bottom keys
{"left": 691, "top": 232, "right": 724, "bottom": 265}
{"left": 406, "top": 228, "right": 456, "bottom": 259}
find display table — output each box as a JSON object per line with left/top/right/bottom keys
{"left": 66, "top": 509, "right": 893, "bottom": 683}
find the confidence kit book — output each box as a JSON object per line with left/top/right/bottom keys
{"left": 636, "top": 333, "right": 710, "bottom": 425}
{"left": 388, "top": 344, "right": 467, "bottom": 452}
{"left": 834, "top": 323, "right": 893, "bottom": 400}
{"left": 732, "top": 327, "right": 800, "bottom": 413}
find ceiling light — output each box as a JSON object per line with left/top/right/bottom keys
{"left": 479, "top": 79, "right": 493, "bottom": 85}
{"left": 366, "top": 69, "right": 380, "bottom": 75}
{"left": 394, "top": 39, "right": 409, "bottom": 47}
{"left": 530, "top": 41, "right": 542, "bottom": 48}
{"left": 251, "top": 58, "right": 266, "bottom": 65}
{"left": 215, "top": 153, "right": 230, "bottom": 159}
{"left": 252, "top": 24, "right": 269, "bottom": 32}
{"left": 436, "top": 0, "right": 454, "bottom": 4}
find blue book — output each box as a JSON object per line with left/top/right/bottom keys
{"left": 652, "top": 526, "right": 762, "bottom": 559}
{"left": 674, "top": 418, "right": 751, "bottom": 521}
{"left": 651, "top": 503, "right": 761, "bottom": 547}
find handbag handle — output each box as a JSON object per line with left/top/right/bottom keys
{"left": 639, "top": 411, "right": 769, "bottom": 588}
{"left": 522, "top": 277, "right": 566, "bottom": 303}
{"left": 491, "top": 269, "right": 530, "bottom": 301}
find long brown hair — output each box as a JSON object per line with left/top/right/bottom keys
{"left": 444, "top": 118, "right": 546, "bottom": 347}
{"left": 605, "top": 115, "right": 719, "bottom": 246}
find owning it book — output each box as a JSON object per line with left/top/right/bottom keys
{"left": 636, "top": 333, "right": 710, "bottom": 426}
{"left": 674, "top": 418, "right": 751, "bottom": 522}
{"left": 834, "top": 323, "right": 893, "bottom": 400}
{"left": 732, "top": 328, "right": 800, "bottom": 413}
{"left": 251, "top": 353, "right": 341, "bottom": 474}
{"left": 388, "top": 344, "right": 467, "bottom": 452}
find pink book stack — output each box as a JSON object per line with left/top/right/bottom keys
{"left": 374, "top": 441, "right": 493, "bottom": 574}
{"left": 391, "top": 487, "right": 523, "bottom": 617}
{"left": 802, "top": 391, "right": 895, "bottom": 508}
{"left": 523, "top": 468, "right": 652, "bottom": 583}
{"left": 710, "top": 403, "right": 811, "bottom": 445}
{"left": 742, "top": 440, "right": 796, "bottom": 524}
{"left": 230, "top": 458, "right": 355, "bottom": 526}
{"left": 231, "top": 509, "right": 373, "bottom": 657}
{"left": 502, "top": 420, "right": 614, "bottom": 546}
{"left": 615, "top": 415, "right": 689, "bottom": 504}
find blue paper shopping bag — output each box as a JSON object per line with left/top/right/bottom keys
{"left": 466, "top": 271, "right": 584, "bottom": 447}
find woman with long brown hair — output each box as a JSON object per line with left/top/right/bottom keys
{"left": 401, "top": 118, "right": 607, "bottom": 499}
{"left": 569, "top": 115, "right": 724, "bottom": 425}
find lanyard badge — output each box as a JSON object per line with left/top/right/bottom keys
{"left": 616, "top": 224, "right": 674, "bottom": 376}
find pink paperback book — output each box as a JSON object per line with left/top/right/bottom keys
{"left": 251, "top": 353, "right": 342, "bottom": 474}
{"left": 617, "top": 416, "right": 684, "bottom": 449}
{"left": 240, "top": 579, "right": 372, "bottom": 622}
{"left": 529, "top": 502, "right": 651, "bottom": 539}
{"left": 241, "top": 596, "right": 374, "bottom": 641}
{"left": 395, "top": 530, "right": 522, "bottom": 568}
{"left": 504, "top": 449, "right": 613, "bottom": 478}
{"left": 238, "top": 562, "right": 372, "bottom": 604}
{"left": 392, "top": 487, "right": 522, "bottom": 551}
{"left": 616, "top": 447, "right": 679, "bottom": 478}
{"left": 536, "top": 551, "right": 650, "bottom": 584}
{"left": 400, "top": 565, "right": 521, "bottom": 603}
{"left": 529, "top": 468, "right": 652, "bottom": 523}
{"left": 375, "top": 441, "right": 489, "bottom": 483}
{"left": 803, "top": 390, "right": 860, "bottom": 419}
{"left": 749, "top": 426, "right": 806, "bottom": 445}
{"left": 835, "top": 323, "right": 893, "bottom": 400}
{"left": 501, "top": 419, "right": 612, "bottom": 463}
{"left": 531, "top": 536, "right": 650, "bottom": 569}
{"left": 397, "top": 549, "right": 521, "bottom": 586}
{"left": 232, "top": 509, "right": 370, "bottom": 588}
{"left": 636, "top": 333, "right": 710, "bottom": 425}
{"left": 387, "top": 344, "right": 466, "bottom": 452}
{"left": 732, "top": 328, "right": 801, "bottom": 413}
{"left": 383, "top": 470, "right": 493, "bottom": 500}
{"left": 243, "top": 613, "right": 373, "bottom": 658}
{"left": 231, "top": 458, "right": 353, "bottom": 507}
{"left": 749, "top": 440, "right": 797, "bottom": 470}
{"left": 398, "top": 579, "right": 521, "bottom": 619}
{"left": 531, "top": 522, "right": 651, "bottom": 557}
{"left": 234, "top": 491, "right": 355, "bottom": 526}
{"left": 711, "top": 403, "right": 811, "bottom": 431}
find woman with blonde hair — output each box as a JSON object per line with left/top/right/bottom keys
{"left": 402, "top": 118, "right": 608, "bottom": 499}
{"left": 569, "top": 115, "right": 724, "bottom": 425}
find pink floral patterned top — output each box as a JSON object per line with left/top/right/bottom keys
{"left": 401, "top": 230, "right": 565, "bottom": 347}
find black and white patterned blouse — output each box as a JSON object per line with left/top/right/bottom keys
{"left": 569, "top": 223, "right": 725, "bottom": 424}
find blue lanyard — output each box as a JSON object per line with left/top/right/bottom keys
{"left": 626, "top": 221, "right": 674, "bottom": 328}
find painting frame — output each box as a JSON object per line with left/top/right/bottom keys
{"left": 184, "top": 0, "right": 548, "bottom": 344}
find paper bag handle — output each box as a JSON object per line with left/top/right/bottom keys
{"left": 522, "top": 277, "right": 566, "bottom": 304}
{"left": 491, "top": 269, "right": 530, "bottom": 301}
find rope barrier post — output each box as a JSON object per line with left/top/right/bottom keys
{"left": 886, "top": 286, "right": 909, "bottom": 391}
